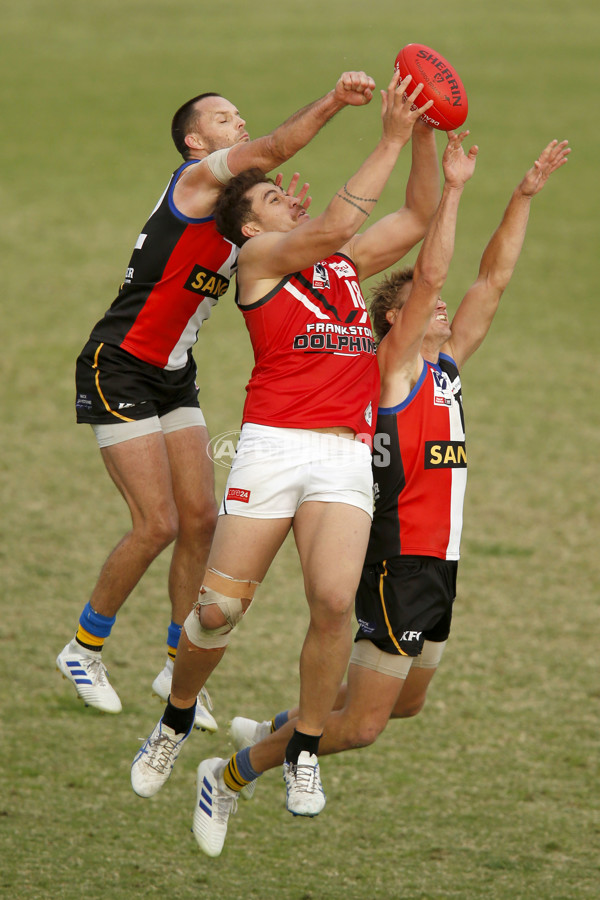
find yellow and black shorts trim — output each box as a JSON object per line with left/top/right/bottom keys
{"left": 75, "top": 339, "right": 200, "bottom": 425}
{"left": 354, "top": 555, "right": 458, "bottom": 656}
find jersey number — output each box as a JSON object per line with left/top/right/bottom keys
{"left": 345, "top": 279, "right": 368, "bottom": 322}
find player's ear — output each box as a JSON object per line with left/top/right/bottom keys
{"left": 185, "top": 132, "right": 206, "bottom": 153}
{"left": 241, "top": 221, "right": 262, "bottom": 239}
{"left": 386, "top": 307, "right": 399, "bottom": 326}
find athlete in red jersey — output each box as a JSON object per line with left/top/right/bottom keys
{"left": 131, "top": 72, "right": 442, "bottom": 851}
{"left": 197, "top": 139, "right": 570, "bottom": 839}
{"left": 239, "top": 251, "right": 379, "bottom": 439}
{"left": 57, "top": 72, "right": 382, "bottom": 725}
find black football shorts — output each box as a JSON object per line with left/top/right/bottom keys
{"left": 75, "top": 340, "right": 200, "bottom": 424}
{"left": 354, "top": 555, "right": 458, "bottom": 656}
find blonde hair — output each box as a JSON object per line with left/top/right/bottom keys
{"left": 369, "top": 267, "right": 414, "bottom": 343}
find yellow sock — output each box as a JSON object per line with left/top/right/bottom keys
{"left": 76, "top": 626, "right": 105, "bottom": 649}
{"left": 223, "top": 755, "right": 249, "bottom": 793}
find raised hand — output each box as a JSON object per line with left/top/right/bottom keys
{"left": 380, "top": 70, "right": 434, "bottom": 147}
{"left": 442, "top": 130, "right": 479, "bottom": 187}
{"left": 333, "top": 71, "right": 376, "bottom": 107}
{"left": 519, "top": 139, "right": 570, "bottom": 197}
{"left": 275, "top": 171, "right": 312, "bottom": 212}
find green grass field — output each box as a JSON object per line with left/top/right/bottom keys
{"left": 1, "top": 1, "right": 599, "bottom": 897}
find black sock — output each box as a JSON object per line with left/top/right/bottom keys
{"left": 75, "top": 636, "right": 101, "bottom": 652}
{"left": 161, "top": 697, "right": 196, "bottom": 735}
{"left": 285, "top": 728, "right": 322, "bottom": 765}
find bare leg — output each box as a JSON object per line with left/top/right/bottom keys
{"left": 286, "top": 681, "right": 348, "bottom": 721}
{"left": 169, "top": 632, "right": 226, "bottom": 707}
{"left": 292, "top": 501, "right": 371, "bottom": 737}
{"left": 164, "top": 425, "right": 218, "bottom": 625}
{"left": 169, "top": 513, "right": 292, "bottom": 708}
{"left": 89, "top": 433, "right": 181, "bottom": 617}
{"left": 281, "top": 661, "right": 440, "bottom": 754}
{"left": 390, "top": 664, "right": 439, "bottom": 718}
{"left": 249, "top": 661, "right": 404, "bottom": 772}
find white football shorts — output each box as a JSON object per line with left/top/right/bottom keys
{"left": 219, "top": 423, "right": 374, "bottom": 519}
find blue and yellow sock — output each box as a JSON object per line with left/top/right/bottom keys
{"left": 76, "top": 602, "right": 116, "bottom": 652}
{"left": 167, "top": 621, "right": 183, "bottom": 662}
{"left": 272, "top": 710, "right": 289, "bottom": 732}
{"left": 223, "top": 747, "right": 262, "bottom": 793}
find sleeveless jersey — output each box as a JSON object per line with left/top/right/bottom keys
{"left": 239, "top": 253, "right": 379, "bottom": 441}
{"left": 89, "top": 160, "right": 238, "bottom": 371}
{"left": 367, "top": 353, "right": 466, "bottom": 562}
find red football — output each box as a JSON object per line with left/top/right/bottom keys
{"left": 394, "top": 43, "right": 468, "bottom": 131}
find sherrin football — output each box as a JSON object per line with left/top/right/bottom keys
{"left": 395, "top": 43, "right": 468, "bottom": 131}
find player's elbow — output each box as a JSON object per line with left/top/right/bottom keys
{"left": 406, "top": 203, "right": 436, "bottom": 243}
{"left": 478, "top": 270, "right": 509, "bottom": 300}
{"left": 415, "top": 268, "right": 446, "bottom": 297}
{"left": 317, "top": 217, "right": 357, "bottom": 250}
{"left": 241, "top": 134, "right": 288, "bottom": 174}
{"left": 262, "top": 133, "right": 293, "bottom": 169}
{"left": 416, "top": 210, "right": 435, "bottom": 241}
{"left": 489, "top": 273, "right": 510, "bottom": 296}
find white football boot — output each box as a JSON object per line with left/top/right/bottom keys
{"left": 283, "top": 750, "right": 326, "bottom": 817}
{"left": 131, "top": 718, "right": 192, "bottom": 798}
{"left": 56, "top": 639, "right": 122, "bottom": 714}
{"left": 193, "top": 758, "right": 238, "bottom": 858}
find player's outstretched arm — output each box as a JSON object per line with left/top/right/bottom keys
{"left": 377, "top": 131, "right": 477, "bottom": 402}
{"left": 227, "top": 71, "right": 376, "bottom": 175}
{"left": 178, "top": 73, "right": 376, "bottom": 217}
{"left": 239, "top": 72, "right": 432, "bottom": 292}
{"left": 347, "top": 119, "right": 440, "bottom": 281}
{"left": 445, "top": 139, "right": 571, "bottom": 368}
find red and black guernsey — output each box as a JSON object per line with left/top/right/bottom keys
{"left": 368, "top": 354, "right": 467, "bottom": 563}
{"left": 238, "top": 253, "right": 380, "bottom": 442}
{"left": 89, "top": 160, "right": 238, "bottom": 371}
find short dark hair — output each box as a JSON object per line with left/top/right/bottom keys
{"left": 171, "top": 92, "right": 221, "bottom": 160}
{"left": 369, "top": 267, "right": 414, "bottom": 343}
{"left": 214, "top": 168, "right": 274, "bottom": 247}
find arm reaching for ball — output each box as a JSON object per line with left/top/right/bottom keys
{"left": 445, "top": 138, "right": 571, "bottom": 368}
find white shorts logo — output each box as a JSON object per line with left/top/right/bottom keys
{"left": 400, "top": 630, "right": 423, "bottom": 642}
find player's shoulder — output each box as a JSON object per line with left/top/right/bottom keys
{"left": 239, "top": 231, "right": 282, "bottom": 264}
{"left": 172, "top": 158, "right": 221, "bottom": 218}
{"left": 438, "top": 344, "right": 460, "bottom": 373}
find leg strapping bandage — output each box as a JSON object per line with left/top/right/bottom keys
{"left": 183, "top": 568, "right": 260, "bottom": 650}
